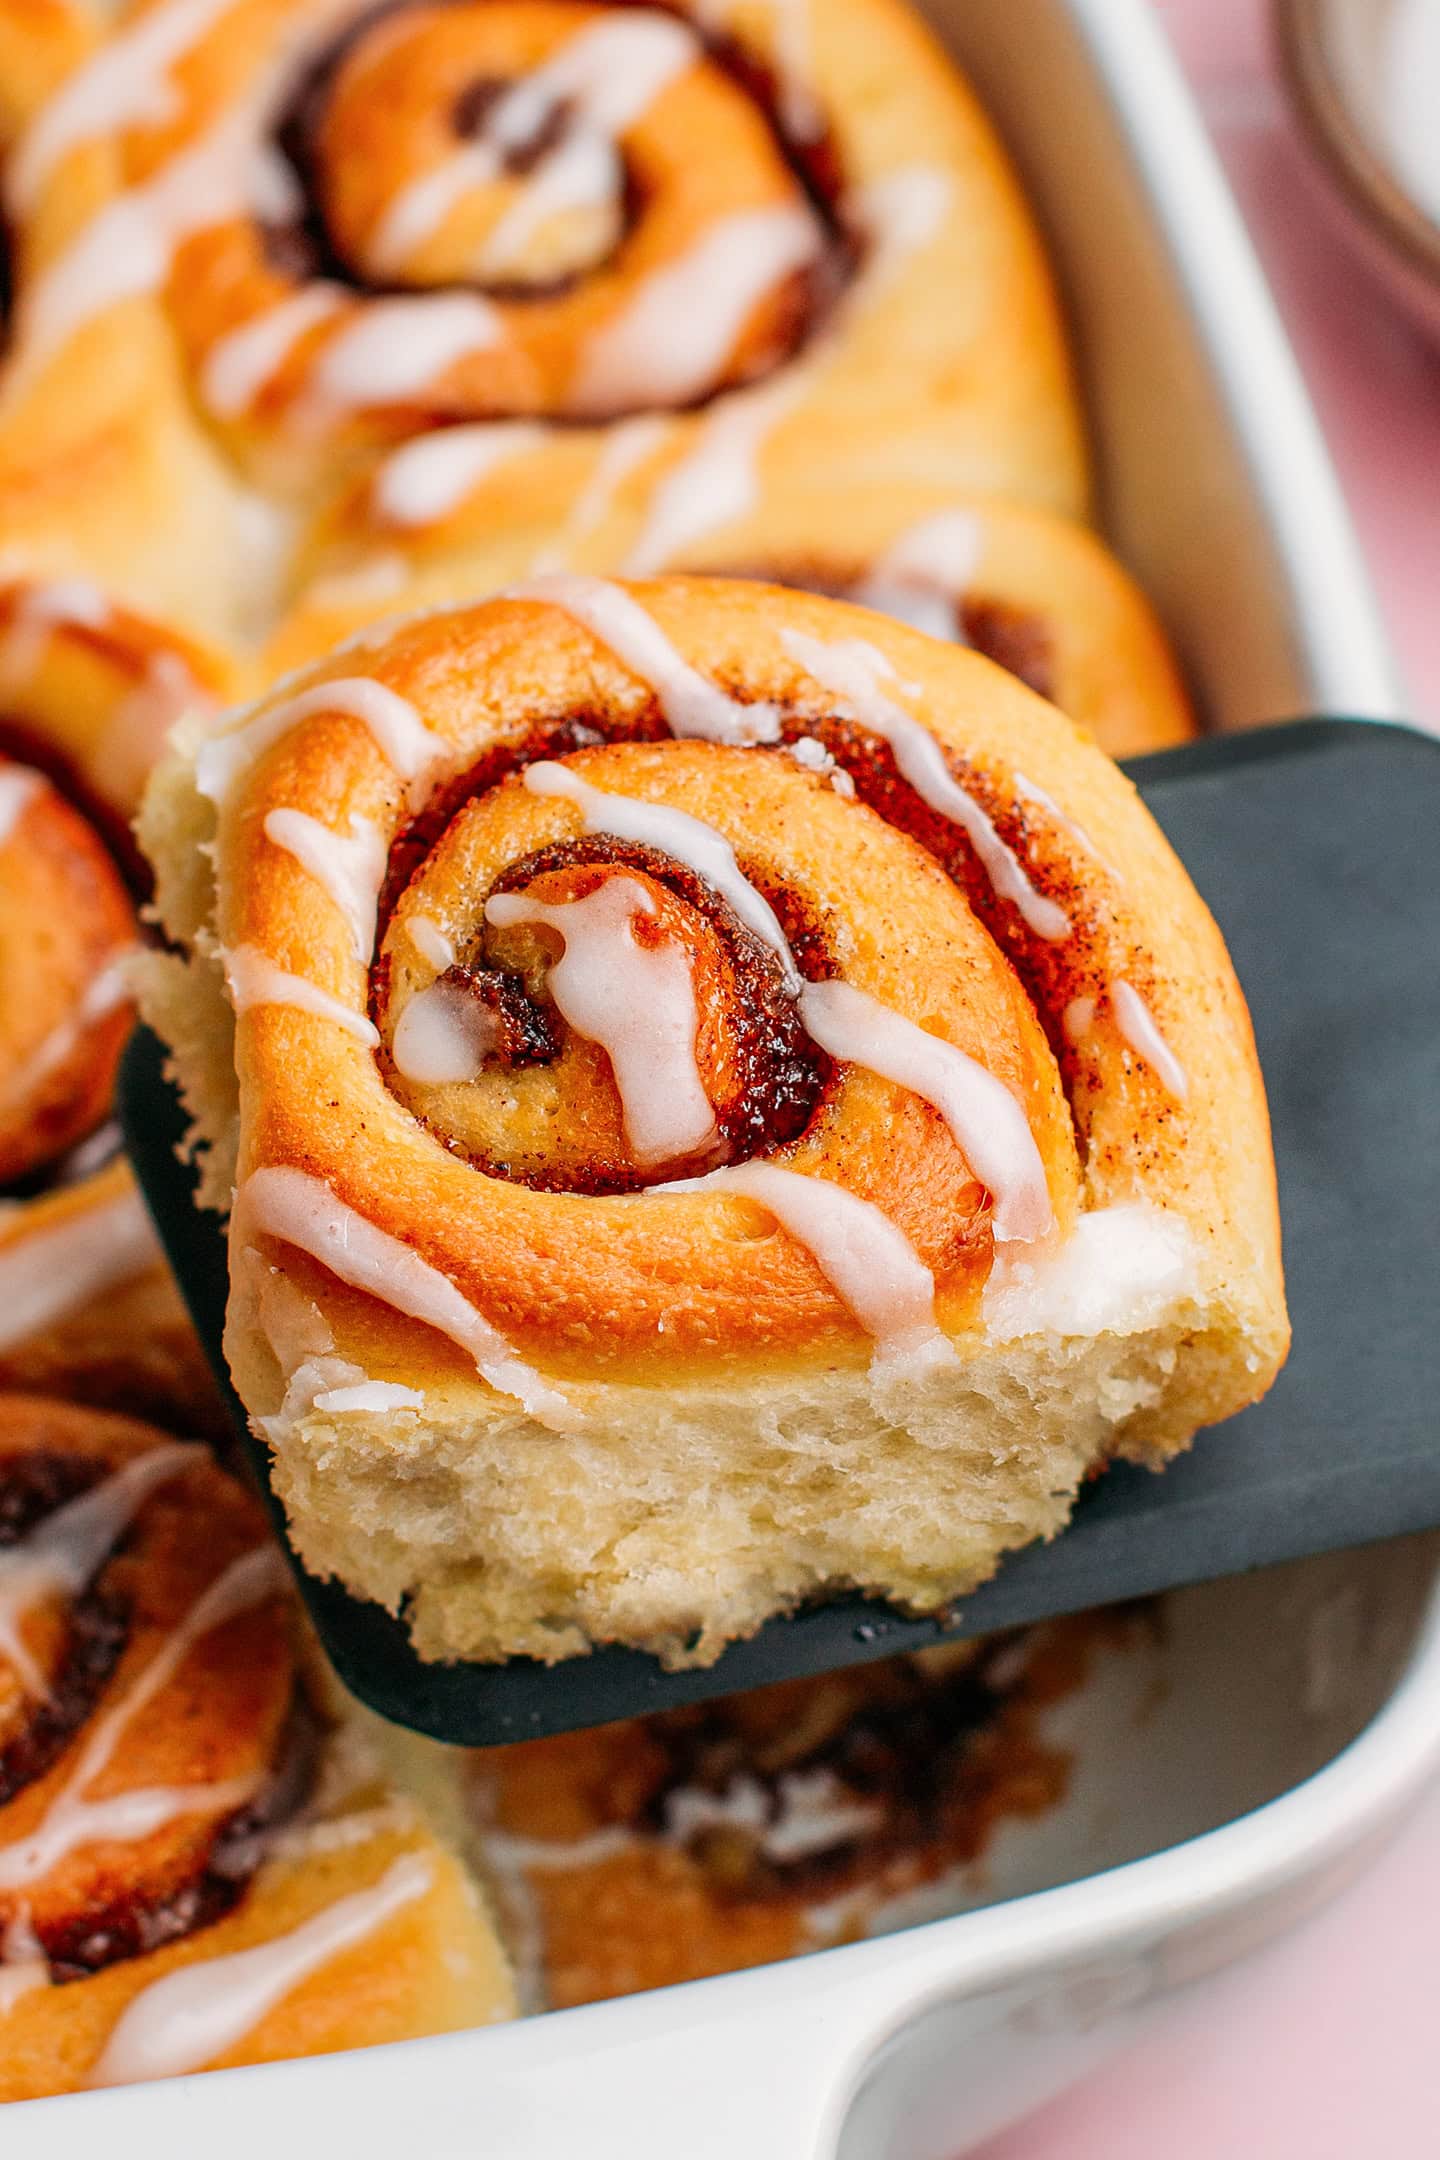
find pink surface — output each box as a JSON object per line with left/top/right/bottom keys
{"left": 1156, "top": 0, "right": 1440, "bottom": 726}
{"left": 977, "top": 6, "right": 1440, "bottom": 2152}
{"left": 979, "top": 1781, "right": 1440, "bottom": 2159}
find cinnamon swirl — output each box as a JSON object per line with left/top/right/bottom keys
{"left": 0, "top": 747, "right": 207, "bottom": 1422}
{"left": 0, "top": 1394, "right": 514, "bottom": 2102}
{"left": 0, "top": 0, "right": 1084, "bottom": 648}
{"left": 137, "top": 578, "right": 1287, "bottom": 1669}
{"left": 278, "top": 472, "right": 1195, "bottom": 758}
{"left": 469, "top": 1615, "right": 1141, "bottom": 2007}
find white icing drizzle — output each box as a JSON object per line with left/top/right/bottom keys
{"left": 262, "top": 807, "right": 387, "bottom": 964}
{"left": 850, "top": 508, "right": 985, "bottom": 641}
{"left": 1013, "top": 772, "right": 1117, "bottom": 881}
{"left": 373, "top": 421, "right": 548, "bottom": 528}
{"left": 780, "top": 628, "right": 1069, "bottom": 941}
{"left": 0, "top": 1959, "right": 46, "bottom": 2014}
{"left": 849, "top": 167, "right": 952, "bottom": 296}
{"left": 251, "top": 1260, "right": 335, "bottom": 1370}
{"left": 196, "top": 676, "right": 444, "bottom": 809}
{"left": 763, "top": 0, "right": 822, "bottom": 141}
{"left": 659, "top": 1160, "right": 951, "bottom": 1368}
{"left": 0, "top": 579, "right": 112, "bottom": 693}
{"left": 786, "top": 734, "right": 855, "bottom": 794}
{"left": 86, "top": 1853, "right": 434, "bottom": 2088}
{"left": 607, "top": 177, "right": 948, "bottom": 579}
{"left": 237, "top": 1165, "right": 574, "bottom": 1428}
{"left": 201, "top": 285, "right": 344, "bottom": 418}
{"left": 300, "top": 552, "right": 411, "bottom": 615}
{"left": 483, "top": 1824, "right": 637, "bottom": 1874}
{"left": 223, "top": 945, "right": 380, "bottom": 1049}
{"left": 8, "top": 0, "right": 236, "bottom": 212}
{"left": 0, "top": 767, "right": 44, "bottom": 848}
{"left": 797, "top": 980, "right": 1052, "bottom": 1243}
{"left": 2, "top": 954, "right": 134, "bottom": 1118}
{"left": 1062, "top": 995, "right": 1096, "bottom": 1046}
{"left": 0, "top": 1185, "right": 161, "bottom": 1352}
{"left": 305, "top": 294, "right": 505, "bottom": 420}
{"left": 391, "top": 979, "right": 498, "bottom": 1086}
{"left": 570, "top": 204, "right": 820, "bottom": 413}
{"left": 0, "top": 1444, "right": 192, "bottom": 1701}
{"left": 522, "top": 760, "right": 800, "bottom": 989}
{"left": 521, "top": 765, "right": 1052, "bottom": 1243}
{"left": 368, "top": 14, "right": 697, "bottom": 277}
{"left": 531, "top": 415, "right": 668, "bottom": 572}
{"left": 92, "top": 651, "right": 213, "bottom": 810}
{"left": 248, "top": 134, "right": 304, "bottom": 225}
{"left": 848, "top": 580, "right": 955, "bottom": 643}
{"left": 311, "top": 1380, "right": 424, "bottom": 1414}
{"left": 662, "top": 1765, "right": 880, "bottom": 1863}
{"left": 505, "top": 574, "right": 779, "bottom": 743}
{"left": 370, "top": 151, "right": 499, "bottom": 281}
{"left": 682, "top": 0, "right": 821, "bottom": 139}
{"left": 0, "top": 1546, "right": 288, "bottom": 1895}
{"left": 486, "top": 878, "right": 716, "bottom": 1165}
{"left": 983, "top": 1204, "right": 1196, "bottom": 1341}
{"left": 17, "top": 104, "right": 281, "bottom": 372}
{"left": 1, "top": 1907, "right": 42, "bottom": 1964}
{"left": 1111, "top": 979, "right": 1189, "bottom": 1101}
{"left": 623, "top": 377, "right": 800, "bottom": 575}
{"left": 407, "top": 914, "right": 457, "bottom": 972}
{"left": 473, "top": 127, "right": 620, "bottom": 281}
{"left": 872, "top": 508, "right": 983, "bottom": 592}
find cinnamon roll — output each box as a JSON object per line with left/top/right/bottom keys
{"left": 0, "top": 575, "right": 229, "bottom": 821}
{"left": 278, "top": 472, "right": 1195, "bottom": 758}
{"left": 0, "top": 2, "right": 86, "bottom": 162}
{"left": 0, "top": 1394, "right": 514, "bottom": 2102}
{"left": 469, "top": 1616, "right": 1138, "bottom": 2007}
{"left": 0, "top": 747, "right": 206, "bottom": 1422}
{"left": 136, "top": 578, "right": 1287, "bottom": 1669}
{"left": 0, "top": 0, "right": 1084, "bottom": 643}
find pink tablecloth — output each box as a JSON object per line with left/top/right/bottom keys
{"left": 1152, "top": 0, "right": 1440, "bottom": 727}
{"left": 978, "top": 6, "right": 1440, "bottom": 2153}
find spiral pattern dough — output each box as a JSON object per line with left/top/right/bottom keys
{"left": 277, "top": 466, "right": 1197, "bottom": 759}
{"left": 0, "top": 0, "right": 1085, "bottom": 649}
{"left": 139, "top": 577, "right": 1287, "bottom": 1667}
{"left": 0, "top": 1395, "right": 514, "bottom": 2098}
{"left": 0, "top": 580, "right": 230, "bottom": 1423}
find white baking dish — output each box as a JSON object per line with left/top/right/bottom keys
{"left": 12, "top": 0, "right": 1426, "bottom": 2149}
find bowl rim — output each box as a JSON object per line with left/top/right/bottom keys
{"left": 1273, "top": 0, "right": 1440, "bottom": 291}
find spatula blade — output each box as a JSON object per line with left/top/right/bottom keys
{"left": 119, "top": 719, "right": 1440, "bottom": 1744}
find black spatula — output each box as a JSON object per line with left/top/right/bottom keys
{"left": 119, "top": 718, "right": 1440, "bottom": 1745}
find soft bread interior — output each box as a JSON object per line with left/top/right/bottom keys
{"left": 136, "top": 643, "right": 1286, "bottom": 1671}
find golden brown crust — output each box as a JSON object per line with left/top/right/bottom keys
{"left": 0, "top": 756, "right": 133, "bottom": 1184}
{"left": 0, "top": 579, "right": 232, "bottom": 818}
{"left": 0, "top": 724, "right": 216, "bottom": 1429}
{"left": 0, "top": 0, "right": 1084, "bottom": 659}
{"left": 470, "top": 1616, "right": 1133, "bottom": 2007}
{"left": 0, "top": 1394, "right": 514, "bottom": 2101}
{"left": 278, "top": 474, "right": 1195, "bottom": 758}
{"left": 0, "top": 1397, "right": 293, "bottom": 1958}
{"left": 139, "top": 578, "right": 1286, "bottom": 1666}
{"left": 0, "top": 0, "right": 89, "bottom": 149}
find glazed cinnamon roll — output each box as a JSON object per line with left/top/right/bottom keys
{"left": 0, "top": 1395, "right": 514, "bottom": 2102}
{"left": 279, "top": 470, "right": 1195, "bottom": 758}
{"left": 0, "top": 568, "right": 235, "bottom": 1420}
{"left": 0, "top": 1, "right": 86, "bottom": 175}
{"left": 137, "top": 578, "right": 1286, "bottom": 1667}
{"left": 0, "top": 0, "right": 1084, "bottom": 642}
{"left": 0, "top": 743, "right": 203, "bottom": 1421}
{"left": 469, "top": 1616, "right": 1140, "bottom": 2006}
{"left": 0, "top": 575, "right": 228, "bottom": 821}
